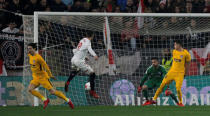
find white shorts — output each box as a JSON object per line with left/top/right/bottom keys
{"left": 71, "top": 58, "right": 93, "bottom": 74}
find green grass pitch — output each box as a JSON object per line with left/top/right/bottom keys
{"left": 1, "top": 106, "right": 210, "bottom": 116}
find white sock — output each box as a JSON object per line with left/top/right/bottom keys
{"left": 66, "top": 98, "right": 70, "bottom": 102}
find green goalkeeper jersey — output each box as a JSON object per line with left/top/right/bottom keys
{"left": 140, "top": 65, "right": 167, "bottom": 86}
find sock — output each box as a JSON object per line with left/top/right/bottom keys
{"left": 89, "top": 73, "right": 95, "bottom": 91}
{"left": 54, "top": 91, "right": 69, "bottom": 102}
{"left": 67, "top": 71, "right": 77, "bottom": 83}
{"left": 170, "top": 93, "right": 179, "bottom": 104}
{"left": 177, "top": 88, "right": 182, "bottom": 104}
{"left": 30, "top": 90, "right": 46, "bottom": 101}
{"left": 142, "top": 89, "right": 149, "bottom": 101}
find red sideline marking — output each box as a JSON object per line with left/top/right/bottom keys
{"left": 108, "top": 49, "right": 114, "bottom": 64}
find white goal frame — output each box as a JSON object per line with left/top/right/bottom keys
{"left": 33, "top": 12, "right": 210, "bottom": 106}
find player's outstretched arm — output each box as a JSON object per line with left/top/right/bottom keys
{"left": 139, "top": 69, "right": 150, "bottom": 87}
{"left": 87, "top": 45, "right": 97, "bottom": 57}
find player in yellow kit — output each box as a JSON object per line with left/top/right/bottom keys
{"left": 148, "top": 40, "right": 191, "bottom": 107}
{"left": 27, "top": 43, "right": 74, "bottom": 109}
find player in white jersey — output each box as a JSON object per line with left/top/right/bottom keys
{"left": 64, "top": 31, "right": 99, "bottom": 98}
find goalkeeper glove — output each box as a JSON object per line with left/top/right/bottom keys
{"left": 137, "top": 86, "right": 142, "bottom": 93}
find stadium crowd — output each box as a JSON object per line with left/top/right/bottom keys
{"left": 0, "top": 0, "right": 209, "bottom": 32}
{"left": 0, "top": 0, "right": 209, "bottom": 76}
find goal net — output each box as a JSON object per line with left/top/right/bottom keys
{"left": 22, "top": 13, "right": 210, "bottom": 106}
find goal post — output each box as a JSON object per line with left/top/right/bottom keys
{"left": 22, "top": 12, "right": 210, "bottom": 106}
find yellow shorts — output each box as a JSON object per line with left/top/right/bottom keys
{"left": 162, "top": 71, "right": 185, "bottom": 88}
{"left": 30, "top": 73, "right": 53, "bottom": 90}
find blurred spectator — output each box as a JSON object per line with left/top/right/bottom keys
{"left": 161, "top": 48, "right": 173, "bottom": 72}
{"left": 125, "top": 0, "right": 137, "bottom": 13}
{"left": 0, "top": 0, "right": 8, "bottom": 9}
{"left": 173, "top": 0, "right": 185, "bottom": 12}
{"left": 50, "top": 0, "right": 67, "bottom": 11}
{"left": 158, "top": 0, "right": 168, "bottom": 13}
{"left": 111, "top": 12, "right": 123, "bottom": 29}
{"left": 204, "top": 0, "right": 210, "bottom": 12}
{"left": 117, "top": 0, "right": 127, "bottom": 11}
{"left": 62, "top": 0, "right": 73, "bottom": 6}
{"left": 71, "top": 0, "right": 84, "bottom": 12}
{"left": 114, "top": 5, "right": 121, "bottom": 12}
{"left": 142, "top": 35, "right": 153, "bottom": 48}
{"left": 121, "top": 20, "right": 139, "bottom": 50}
{"left": 185, "top": 2, "right": 192, "bottom": 13}
{"left": 6, "top": 0, "right": 23, "bottom": 13}
{"left": 165, "top": 0, "right": 174, "bottom": 12}
{"left": 174, "top": 6, "right": 180, "bottom": 13}
{"left": 190, "top": 19, "right": 197, "bottom": 29}
{"left": 39, "top": 0, "right": 51, "bottom": 11}
{"left": 2, "top": 21, "right": 19, "bottom": 34}
{"left": 61, "top": 0, "right": 73, "bottom": 11}
{"left": 89, "top": 0, "right": 99, "bottom": 9}
{"left": 83, "top": 1, "right": 91, "bottom": 12}
{"left": 192, "top": 0, "right": 205, "bottom": 13}
{"left": 24, "top": 0, "right": 41, "bottom": 15}
{"left": 144, "top": 0, "right": 159, "bottom": 12}
{"left": 102, "top": 0, "right": 116, "bottom": 12}
{"left": 111, "top": 6, "right": 123, "bottom": 26}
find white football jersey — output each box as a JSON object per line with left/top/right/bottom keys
{"left": 72, "top": 38, "right": 96, "bottom": 61}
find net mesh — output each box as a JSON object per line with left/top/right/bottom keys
{"left": 22, "top": 14, "right": 210, "bottom": 106}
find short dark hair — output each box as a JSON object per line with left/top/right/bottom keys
{"left": 151, "top": 57, "right": 158, "bottom": 61}
{"left": 86, "top": 30, "right": 94, "bottom": 37}
{"left": 174, "top": 39, "right": 183, "bottom": 47}
{"left": 28, "top": 43, "right": 37, "bottom": 50}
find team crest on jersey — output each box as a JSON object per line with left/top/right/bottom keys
{"left": 33, "top": 60, "right": 35, "bottom": 63}
{"left": 180, "top": 55, "right": 183, "bottom": 58}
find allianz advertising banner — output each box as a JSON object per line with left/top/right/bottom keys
{"left": 0, "top": 75, "right": 210, "bottom": 106}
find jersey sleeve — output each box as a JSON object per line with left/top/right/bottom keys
{"left": 140, "top": 67, "right": 151, "bottom": 86}
{"left": 38, "top": 55, "right": 53, "bottom": 77}
{"left": 87, "top": 44, "right": 97, "bottom": 57}
{"left": 185, "top": 50, "right": 191, "bottom": 62}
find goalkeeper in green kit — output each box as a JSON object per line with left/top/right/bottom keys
{"left": 138, "top": 57, "right": 178, "bottom": 106}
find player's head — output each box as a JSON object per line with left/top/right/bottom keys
{"left": 174, "top": 40, "right": 183, "bottom": 50}
{"left": 27, "top": 43, "right": 37, "bottom": 55}
{"left": 86, "top": 30, "right": 94, "bottom": 40}
{"left": 151, "top": 57, "right": 159, "bottom": 67}
{"left": 163, "top": 48, "right": 171, "bottom": 57}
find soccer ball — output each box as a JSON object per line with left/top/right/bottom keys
{"left": 85, "top": 82, "right": 91, "bottom": 90}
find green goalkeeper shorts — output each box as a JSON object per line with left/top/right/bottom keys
{"left": 144, "top": 78, "right": 162, "bottom": 89}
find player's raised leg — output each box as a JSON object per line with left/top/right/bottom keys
{"left": 42, "top": 79, "right": 74, "bottom": 109}
{"left": 49, "top": 88, "right": 74, "bottom": 109}
{"left": 65, "top": 67, "right": 79, "bottom": 92}
{"left": 88, "top": 72, "right": 99, "bottom": 98}
{"left": 28, "top": 81, "right": 49, "bottom": 109}
{"left": 152, "top": 79, "right": 167, "bottom": 102}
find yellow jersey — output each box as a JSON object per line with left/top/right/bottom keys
{"left": 28, "top": 53, "right": 52, "bottom": 78}
{"left": 169, "top": 49, "right": 191, "bottom": 72}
